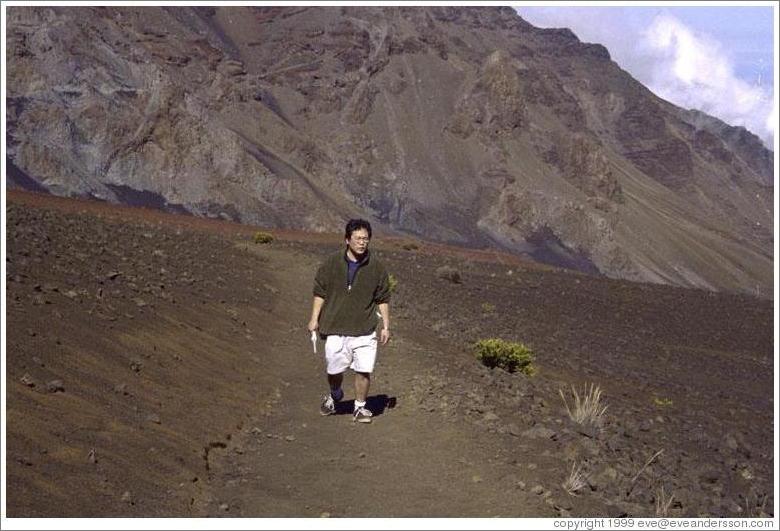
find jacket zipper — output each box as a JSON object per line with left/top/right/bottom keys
{"left": 348, "top": 267, "right": 359, "bottom": 293}
{"left": 346, "top": 252, "right": 367, "bottom": 293}
{"left": 348, "top": 264, "right": 362, "bottom": 293}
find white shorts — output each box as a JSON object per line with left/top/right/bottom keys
{"left": 324, "top": 332, "right": 378, "bottom": 375}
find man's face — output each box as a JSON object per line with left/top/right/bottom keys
{"left": 346, "top": 228, "right": 370, "bottom": 257}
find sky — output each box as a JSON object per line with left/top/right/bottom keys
{"left": 515, "top": 4, "right": 777, "bottom": 149}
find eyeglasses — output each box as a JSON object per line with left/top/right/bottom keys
{"left": 351, "top": 236, "right": 370, "bottom": 243}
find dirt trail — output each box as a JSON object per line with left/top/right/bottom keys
{"left": 200, "top": 244, "right": 551, "bottom": 517}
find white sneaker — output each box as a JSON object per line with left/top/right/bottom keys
{"left": 320, "top": 394, "right": 335, "bottom": 416}
{"left": 353, "top": 406, "right": 373, "bottom": 423}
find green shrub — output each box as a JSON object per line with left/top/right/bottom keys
{"left": 653, "top": 396, "right": 673, "bottom": 407}
{"left": 481, "top": 302, "right": 496, "bottom": 313}
{"left": 475, "top": 339, "right": 535, "bottom": 375}
{"left": 388, "top": 273, "right": 398, "bottom": 293}
{"left": 253, "top": 231, "right": 274, "bottom": 244}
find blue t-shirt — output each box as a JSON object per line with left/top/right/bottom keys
{"left": 346, "top": 253, "right": 367, "bottom": 290}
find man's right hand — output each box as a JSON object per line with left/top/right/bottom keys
{"left": 307, "top": 319, "right": 319, "bottom": 333}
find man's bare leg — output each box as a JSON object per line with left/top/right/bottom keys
{"left": 354, "top": 371, "right": 371, "bottom": 403}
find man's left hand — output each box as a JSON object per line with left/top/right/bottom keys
{"left": 380, "top": 328, "right": 390, "bottom": 345}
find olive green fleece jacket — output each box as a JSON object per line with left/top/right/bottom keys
{"left": 313, "top": 250, "right": 391, "bottom": 337}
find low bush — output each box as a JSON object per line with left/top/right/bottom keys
{"left": 253, "top": 231, "right": 274, "bottom": 244}
{"left": 653, "top": 396, "right": 673, "bottom": 407}
{"left": 388, "top": 273, "right": 398, "bottom": 293}
{"left": 475, "top": 338, "right": 535, "bottom": 375}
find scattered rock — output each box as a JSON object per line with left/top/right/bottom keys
{"left": 532, "top": 485, "right": 545, "bottom": 495}
{"left": 589, "top": 466, "right": 618, "bottom": 492}
{"left": 285, "top": 435, "right": 296, "bottom": 442}
{"left": 435, "top": 265, "right": 461, "bottom": 284}
{"left": 219, "top": 503, "right": 229, "bottom": 511}
{"left": 88, "top": 448, "right": 97, "bottom": 464}
{"left": 614, "top": 501, "right": 646, "bottom": 517}
{"left": 522, "top": 425, "right": 557, "bottom": 440}
{"left": 121, "top": 491, "right": 134, "bottom": 504}
{"left": 699, "top": 467, "right": 720, "bottom": 485}
{"left": 574, "top": 422, "right": 600, "bottom": 439}
{"left": 146, "top": 413, "right": 162, "bottom": 424}
{"left": 483, "top": 411, "right": 500, "bottom": 422}
{"left": 45, "top": 379, "right": 64, "bottom": 393}
{"left": 20, "top": 373, "right": 35, "bottom": 387}
{"left": 554, "top": 497, "right": 573, "bottom": 511}
{"left": 32, "top": 294, "right": 50, "bottom": 305}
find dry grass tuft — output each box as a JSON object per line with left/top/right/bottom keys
{"left": 562, "top": 461, "right": 588, "bottom": 496}
{"left": 559, "top": 383, "right": 607, "bottom": 427}
{"left": 655, "top": 485, "right": 675, "bottom": 517}
{"left": 741, "top": 491, "right": 769, "bottom": 517}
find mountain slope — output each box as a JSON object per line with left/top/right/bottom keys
{"left": 5, "top": 6, "right": 774, "bottom": 295}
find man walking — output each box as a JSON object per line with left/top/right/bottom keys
{"left": 308, "top": 219, "right": 391, "bottom": 423}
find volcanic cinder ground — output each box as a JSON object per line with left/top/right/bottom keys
{"left": 4, "top": 190, "right": 775, "bottom": 518}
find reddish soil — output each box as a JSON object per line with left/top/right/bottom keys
{"left": 4, "top": 190, "right": 775, "bottom": 518}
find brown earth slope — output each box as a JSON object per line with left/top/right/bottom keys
{"left": 4, "top": 190, "right": 775, "bottom": 517}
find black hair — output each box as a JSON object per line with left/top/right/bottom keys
{"left": 344, "top": 219, "right": 372, "bottom": 240}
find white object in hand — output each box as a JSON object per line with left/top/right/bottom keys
{"left": 311, "top": 331, "right": 318, "bottom": 353}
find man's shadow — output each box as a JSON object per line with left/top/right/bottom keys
{"left": 334, "top": 394, "right": 397, "bottom": 418}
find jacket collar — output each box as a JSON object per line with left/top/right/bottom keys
{"left": 344, "top": 248, "right": 370, "bottom": 265}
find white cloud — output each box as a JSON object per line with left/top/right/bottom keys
{"left": 640, "top": 14, "right": 774, "bottom": 147}
{"left": 517, "top": 7, "right": 775, "bottom": 148}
